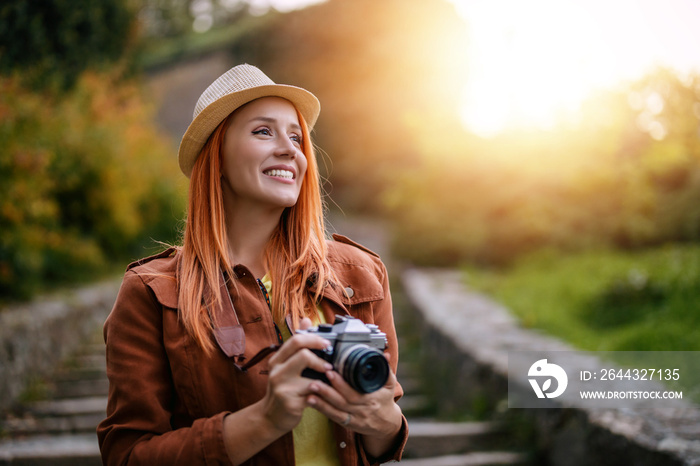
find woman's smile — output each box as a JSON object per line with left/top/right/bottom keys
{"left": 262, "top": 164, "right": 296, "bottom": 182}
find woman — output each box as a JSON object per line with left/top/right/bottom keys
{"left": 97, "top": 64, "right": 407, "bottom": 465}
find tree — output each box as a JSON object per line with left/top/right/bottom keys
{"left": 0, "top": 0, "right": 135, "bottom": 90}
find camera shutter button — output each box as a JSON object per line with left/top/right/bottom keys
{"left": 344, "top": 286, "right": 354, "bottom": 298}
{"left": 318, "top": 324, "right": 333, "bottom": 332}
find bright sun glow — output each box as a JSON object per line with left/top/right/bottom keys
{"left": 448, "top": 0, "right": 700, "bottom": 137}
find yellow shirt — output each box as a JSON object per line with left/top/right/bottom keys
{"left": 260, "top": 275, "right": 341, "bottom": 466}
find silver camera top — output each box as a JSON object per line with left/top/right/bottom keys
{"left": 298, "top": 315, "right": 387, "bottom": 350}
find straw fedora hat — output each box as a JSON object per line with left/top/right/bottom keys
{"left": 177, "top": 64, "right": 320, "bottom": 178}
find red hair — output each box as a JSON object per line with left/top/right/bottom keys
{"left": 179, "top": 105, "right": 334, "bottom": 353}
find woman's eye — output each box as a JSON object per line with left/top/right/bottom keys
{"left": 252, "top": 128, "right": 271, "bottom": 136}
{"left": 290, "top": 134, "right": 302, "bottom": 145}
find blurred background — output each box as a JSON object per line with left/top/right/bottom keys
{"left": 1, "top": 0, "right": 699, "bottom": 352}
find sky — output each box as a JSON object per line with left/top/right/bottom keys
{"left": 253, "top": 0, "right": 700, "bottom": 136}
{"left": 447, "top": 0, "right": 700, "bottom": 135}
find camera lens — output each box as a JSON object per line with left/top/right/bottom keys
{"left": 338, "top": 345, "right": 389, "bottom": 393}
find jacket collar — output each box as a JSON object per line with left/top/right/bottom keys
{"left": 309, "top": 278, "right": 349, "bottom": 315}
{"left": 135, "top": 241, "right": 384, "bottom": 315}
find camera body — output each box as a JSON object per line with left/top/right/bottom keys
{"left": 297, "top": 315, "right": 389, "bottom": 393}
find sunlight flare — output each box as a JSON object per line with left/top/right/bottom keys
{"left": 449, "top": 0, "right": 700, "bottom": 137}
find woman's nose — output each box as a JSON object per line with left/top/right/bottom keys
{"left": 273, "top": 137, "right": 298, "bottom": 159}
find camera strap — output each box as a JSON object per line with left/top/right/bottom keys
{"left": 238, "top": 344, "right": 281, "bottom": 372}
{"left": 208, "top": 269, "right": 246, "bottom": 361}
{"left": 210, "top": 269, "right": 281, "bottom": 372}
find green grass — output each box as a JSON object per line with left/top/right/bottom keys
{"left": 463, "top": 243, "right": 700, "bottom": 351}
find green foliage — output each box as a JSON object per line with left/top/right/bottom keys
{"left": 0, "top": 0, "right": 135, "bottom": 90}
{"left": 464, "top": 244, "right": 700, "bottom": 351}
{"left": 582, "top": 271, "right": 667, "bottom": 328}
{"left": 0, "top": 73, "right": 184, "bottom": 300}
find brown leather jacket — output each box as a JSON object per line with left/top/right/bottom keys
{"left": 97, "top": 234, "right": 407, "bottom": 465}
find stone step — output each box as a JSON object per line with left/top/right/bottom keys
{"left": 52, "top": 378, "right": 108, "bottom": 399}
{"left": 0, "top": 433, "right": 101, "bottom": 466}
{"left": 73, "top": 344, "right": 106, "bottom": 358}
{"left": 1, "top": 397, "right": 107, "bottom": 437}
{"left": 53, "top": 355, "right": 106, "bottom": 382}
{"left": 404, "top": 420, "right": 511, "bottom": 458}
{"left": 396, "top": 451, "right": 529, "bottom": 466}
{"left": 54, "top": 367, "right": 106, "bottom": 383}
{"left": 397, "top": 394, "right": 432, "bottom": 416}
{"left": 2, "top": 412, "right": 103, "bottom": 436}
{"left": 69, "top": 354, "right": 106, "bottom": 371}
{"left": 29, "top": 397, "right": 107, "bottom": 418}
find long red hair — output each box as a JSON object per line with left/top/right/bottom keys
{"left": 179, "top": 103, "right": 333, "bottom": 353}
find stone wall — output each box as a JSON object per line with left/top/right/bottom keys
{"left": 402, "top": 268, "right": 700, "bottom": 466}
{"left": 0, "top": 279, "right": 120, "bottom": 413}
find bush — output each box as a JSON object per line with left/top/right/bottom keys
{"left": 0, "top": 0, "right": 135, "bottom": 90}
{"left": 464, "top": 244, "right": 700, "bottom": 351}
{"left": 0, "top": 73, "right": 184, "bottom": 300}
{"left": 582, "top": 271, "right": 667, "bottom": 328}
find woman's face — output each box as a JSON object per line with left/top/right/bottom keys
{"left": 220, "top": 97, "right": 307, "bottom": 213}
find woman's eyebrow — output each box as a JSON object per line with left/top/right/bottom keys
{"left": 249, "top": 116, "right": 301, "bottom": 131}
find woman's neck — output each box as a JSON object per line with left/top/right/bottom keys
{"left": 224, "top": 202, "right": 284, "bottom": 278}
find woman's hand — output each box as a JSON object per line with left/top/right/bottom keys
{"left": 258, "top": 317, "right": 334, "bottom": 433}
{"left": 224, "top": 318, "right": 339, "bottom": 464}
{"left": 304, "top": 355, "right": 403, "bottom": 457}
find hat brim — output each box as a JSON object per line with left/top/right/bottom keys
{"left": 178, "top": 84, "right": 320, "bottom": 178}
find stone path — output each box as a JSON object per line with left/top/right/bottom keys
{"left": 391, "top": 284, "right": 530, "bottom": 466}
{"left": 402, "top": 268, "right": 700, "bottom": 466}
{"left": 395, "top": 342, "right": 531, "bottom": 465}
{"left": 0, "top": 329, "right": 106, "bottom": 465}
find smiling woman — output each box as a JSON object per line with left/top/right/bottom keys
{"left": 97, "top": 64, "right": 407, "bottom": 466}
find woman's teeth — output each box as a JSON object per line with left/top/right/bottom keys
{"left": 264, "top": 169, "right": 294, "bottom": 180}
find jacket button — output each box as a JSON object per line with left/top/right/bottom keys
{"left": 339, "top": 441, "right": 347, "bottom": 449}
{"left": 344, "top": 286, "right": 354, "bottom": 298}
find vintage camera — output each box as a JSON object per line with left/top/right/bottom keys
{"left": 298, "top": 315, "right": 389, "bottom": 394}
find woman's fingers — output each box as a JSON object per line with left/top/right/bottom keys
{"left": 323, "top": 370, "right": 363, "bottom": 403}
{"left": 268, "top": 334, "right": 335, "bottom": 388}
{"left": 286, "top": 348, "right": 333, "bottom": 377}
{"left": 306, "top": 389, "right": 354, "bottom": 426}
{"left": 269, "top": 333, "right": 330, "bottom": 366}
{"left": 307, "top": 374, "right": 351, "bottom": 408}
{"left": 298, "top": 317, "right": 313, "bottom": 330}
{"left": 306, "top": 365, "right": 400, "bottom": 425}
{"left": 306, "top": 378, "right": 396, "bottom": 435}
